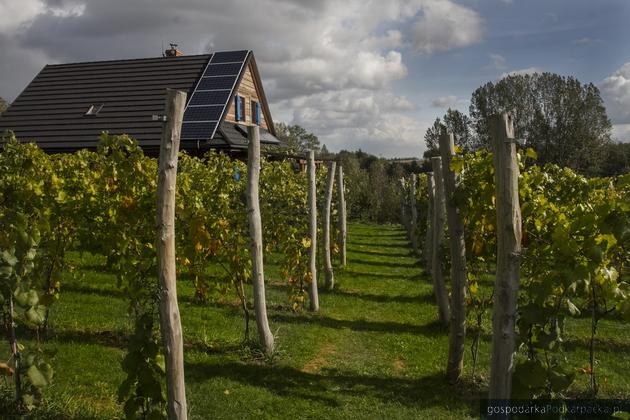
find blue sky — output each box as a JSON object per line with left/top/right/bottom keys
{"left": 1, "top": 0, "right": 629, "bottom": 157}
{"left": 397, "top": 0, "right": 630, "bottom": 152}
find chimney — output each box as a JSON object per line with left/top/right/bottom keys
{"left": 164, "top": 43, "right": 184, "bottom": 57}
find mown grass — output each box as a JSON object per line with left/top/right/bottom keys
{"left": 1, "top": 222, "right": 629, "bottom": 419}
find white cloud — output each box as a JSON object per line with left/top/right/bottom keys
{"left": 431, "top": 95, "right": 458, "bottom": 108}
{"left": 412, "top": 0, "right": 484, "bottom": 53}
{"left": 612, "top": 124, "right": 630, "bottom": 142}
{"left": 0, "top": 0, "right": 45, "bottom": 33}
{"left": 601, "top": 62, "right": 630, "bottom": 125}
{"left": 48, "top": 3, "right": 85, "bottom": 18}
{"left": 274, "top": 89, "right": 422, "bottom": 156}
{"left": 0, "top": 0, "right": 85, "bottom": 34}
{"left": 276, "top": 89, "right": 416, "bottom": 130}
{"left": 488, "top": 53, "right": 507, "bottom": 70}
{"left": 500, "top": 67, "right": 543, "bottom": 78}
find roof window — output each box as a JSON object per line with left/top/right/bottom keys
{"left": 84, "top": 103, "right": 104, "bottom": 116}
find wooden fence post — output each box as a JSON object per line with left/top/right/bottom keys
{"left": 409, "top": 174, "right": 418, "bottom": 255}
{"left": 439, "top": 129, "right": 468, "bottom": 384}
{"left": 431, "top": 157, "right": 450, "bottom": 326}
{"left": 307, "top": 151, "right": 319, "bottom": 311}
{"left": 488, "top": 113, "right": 522, "bottom": 400}
{"left": 157, "top": 88, "right": 188, "bottom": 420}
{"left": 425, "top": 173, "right": 435, "bottom": 275}
{"left": 337, "top": 164, "right": 347, "bottom": 267}
{"left": 323, "top": 161, "right": 337, "bottom": 290}
{"left": 247, "top": 125, "right": 274, "bottom": 353}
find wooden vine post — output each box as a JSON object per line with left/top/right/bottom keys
{"left": 488, "top": 113, "right": 522, "bottom": 399}
{"left": 156, "top": 88, "right": 188, "bottom": 420}
{"left": 439, "top": 129, "right": 468, "bottom": 383}
{"left": 337, "top": 164, "right": 347, "bottom": 267}
{"left": 409, "top": 173, "right": 418, "bottom": 255}
{"left": 247, "top": 125, "right": 275, "bottom": 353}
{"left": 431, "top": 156, "right": 450, "bottom": 326}
{"left": 400, "top": 178, "right": 408, "bottom": 234}
{"left": 425, "top": 173, "right": 435, "bottom": 275}
{"left": 307, "top": 151, "right": 319, "bottom": 311}
{"left": 323, "top": 161, "right": 337, "bottom": 290}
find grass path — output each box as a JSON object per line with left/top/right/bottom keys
{"left": 2, "top": 222, "right": 628, "bottom": 418}
{"left": 178, "top": 222, "right": 476, "bottom": 419}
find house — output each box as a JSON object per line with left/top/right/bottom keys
{"left": 0, "top": 47, "right": 281, "bottom": 156}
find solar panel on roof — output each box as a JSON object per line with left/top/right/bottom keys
{"left": 196, "top": 76, "right": 236, "bottom": 91}
{"left": 181, "top": 51, "right": 249, "bottom": 140}
{"left": 183, "top": 105, "right": 223, "bottom": 122}
{"left": 203, "top": 63, "right": 242, "bottom": 76}
{"left": 181, "top": 122, "right": 217, "bottom": 139}
{"left": 188, "top": 90, "right": 231, "bottom": 106}
{"left": 211, "top": 50, "right": 248, "bottom": 63}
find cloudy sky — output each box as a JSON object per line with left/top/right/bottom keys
{"left": 1, "top": 0, "right": 629, "bottom": 157}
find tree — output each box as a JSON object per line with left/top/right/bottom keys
{"left": 320, "top": 144, "right": 331, "bottom": 158}
{"left": 600, "top": 141, "right": 630, "bottom": 177}
{"left": 0, "top": 97, "right": 8, "bottom": 115}
{"left": 424, "top": 109, "right": 475, "bottom": 154}
{"left": 274, "top": 122, "right": 321, "bottom": 153}
{"left": 424, "top": 118, "right": 442, "bottom": 153}
{"left": 443, "top": 109, "right": 475, "bottom": 151}
{"left": 469, "top": 73, "right": 612, "bottom": 175}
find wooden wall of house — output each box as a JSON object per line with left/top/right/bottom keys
{"left": 224, "top": 63, "right": 269, "bottom": 130}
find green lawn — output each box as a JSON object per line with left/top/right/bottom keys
{"left": 1, "top": 223, "right": 629, "bottom": 419}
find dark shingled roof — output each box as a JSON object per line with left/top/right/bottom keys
{"left": 0, "top": 50, "right": 280, "bottom": 155}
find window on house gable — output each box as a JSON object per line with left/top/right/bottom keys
{"left": 251, "top": 100, "right": 262, "bottom": 126}
{"left": 235, "top": 95, "right": 245, "bottom": 121}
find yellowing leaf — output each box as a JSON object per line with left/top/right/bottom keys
{"left": 526, "top": 148, "right": 538, "bottom": 160}
{"left": 450, "top": 156, "right": 464, "bottom": 174}
{"left": 469, "top": 283, "right": 479, "bottom": 295}
{"left": 301, "top": 237, "right": 312, "bottom": 248}
{"left": 0, "top": 362, "right": 14, "bottom": 377}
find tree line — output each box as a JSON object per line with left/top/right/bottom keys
{"left": 424, "top": 72, "right": 630, "bottom": 177}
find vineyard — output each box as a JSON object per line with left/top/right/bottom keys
{"left": 0, "top": 111, "right": 629, "bottom": 419}
{"left": 400, "top": 116, "right": 630, "bottom": 403}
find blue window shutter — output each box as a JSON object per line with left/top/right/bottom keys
{"left": 256, "top": 102, "right": 262, "bottom": 126}
{"left": 235, "top": 96, "right": 242, "bottom": 121}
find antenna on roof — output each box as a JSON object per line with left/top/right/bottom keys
{"left": 164, "top": 42, "right": 183, "bottom": 57}
{"left": 162, "top": 40, "right": 165, "bottom": 57}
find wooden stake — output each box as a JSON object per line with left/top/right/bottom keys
{"left": 425, "top": 173, "right": 435, "bottom": 275}
{"left": 247, "top": 125, "right": 275, "bottom": 353}
{"left": 431, "top": 157, "right": 450, "bottom": 326}
{"left": 157, "top": 88, "right": 188, "bottom": 420}
{"left": 337, "top": 164, "right": 347, "bottom": 267}
{"left": 323, "top": 161, "right": 336, "bottom": 290}
{"left": 400, "top": 178, "right": 408, "bottom": 233}
{"left": 307, "top": 151, "right": 319, "bottom": 311}
{"left": 409, "top": 174, "right": 419, "bottom": 255}
{"left": 488, "top": 113, "right": 522, "bottom": 400}
{"left": 8, "top": 296, "right": 22, "bottom": 403}
{"left": 439, "top": 129, "right": 468, "bottom": 384}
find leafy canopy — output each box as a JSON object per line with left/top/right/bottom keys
{"left": 469, "top": 72, "right": 612, "bottom": 175}
{"left": 274, "top": 122, "right": 321, "bottom": 154}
